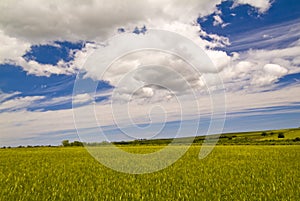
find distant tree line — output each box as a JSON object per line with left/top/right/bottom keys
{"left": 61, "top": 140, "right": 84, "bottom": 147}
{"left": 1, "top": 145, "right": 54, "bottom": 149}
{"left": 261, "top": 131, "right": 285, "bottom": 138}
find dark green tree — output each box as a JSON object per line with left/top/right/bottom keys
{"left": 278, "top": 133, "right": 285, "bottom": 138}
{"left": 293, "top": 137, "right": 300, "bottom": 142}
{"left": 62, "top": 140, "right": 70, "bottom": 147}
{"left": 71, "top": 141, "right": 84, "bottom": 147}
{"left": 261, "top": 132, "right": 267, "bottom": 136}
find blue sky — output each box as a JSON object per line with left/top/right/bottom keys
{"left": 0, "top": 0, "right": 300, "bottom": 146}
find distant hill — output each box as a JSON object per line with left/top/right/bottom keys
{"left": 111, "top": 128, "right": 300, "bottom": 146}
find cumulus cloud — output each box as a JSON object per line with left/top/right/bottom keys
{"left": 2, "top": 0, "right": 298, "bottom": 146}
{"left": 82, "top": 45, "right": 220, "bottom": 103}
{"left": 0, "top": 0, "right": 223, "bottom": 43}
{"left": 0, "top": 37, "right": 97, "bottom": 76}
{"left": 0, "top": 0, "right": 272, "bottom": 43}
{"left": 214, "top": 37, "right": 300, "bottom": 91}
{"left": 263, "top": 64, "right": 288, "bottom": 76}
{"left": 0, "top": 0, "right": 272, "bottom": 77}
{"left": 0, "top": 0, "right": 293, "bottom": 103}
{"left": 219, "top": 61, "right": 289, "bottom": 91}
{"left": 233, "top": 0, "right": 272, "bottom": 13}
{"left": 249, "top": 64, "right": 288, "bottom": 86}
{"left": 206, "top": 49, "right": 233, "bottom": 70}
{"left": 0, "top": 30, "right": 31, "bottom": 64}
{"left": 250, "top": 68, "right": 287, "bottom": 87}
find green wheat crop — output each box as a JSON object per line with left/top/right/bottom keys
{"left": 0, "top": 145, "right": 299, "bottom": 200}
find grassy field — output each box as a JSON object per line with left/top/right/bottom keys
{"left": 0, "top": 145, "right": 299, "bottom": 200}
{"left": 218, "top": 128, "right": 300, "bottom": 141}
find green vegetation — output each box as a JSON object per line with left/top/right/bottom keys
{"left": 61, "top": 140, "right": 84, "bottom": 147}
{"left": 278, "top": 132, "right": 285, "bottom": 138}
{"left": 0, "top": 145, "right": 299, "bottom": 200}
{"left": 261, "top": 131, "right": 267, "bottom": 136}
{"left": 111, "top": 128, "right": 300, "bottom": 146}
{"left": 0, "top": 128, "right": 299, "bottom": 200}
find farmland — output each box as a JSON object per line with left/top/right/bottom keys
{"left": 0, "top": 145, "right": 299, "bottom": 200}
{"left": 112, "top": 127, "right": 300, "bottom": 146}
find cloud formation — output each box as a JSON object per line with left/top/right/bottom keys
{"left": 0, "top": 0, "right": 272, "bottom": 76}
{"left": 0, "top": 0, "right": 224, "bottom": 42}
{"left": 2, "top": 0, "right": 300, "bottom": 146}
{"left": 233, "top": 0, "right": 271, "bottom": 13}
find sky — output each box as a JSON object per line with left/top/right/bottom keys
{"left": 0, "top": 0, "right": 300, "bottom": 146}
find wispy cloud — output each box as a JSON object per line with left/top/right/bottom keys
{"left": 228, "top": 19, "right": 300, "bottom": 52}
{"left": 0, "top": 95, "right": 45, "bottom": 112}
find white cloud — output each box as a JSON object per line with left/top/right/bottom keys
{"left": 292, "top": 56, "right": 300, "bottom": 65}
{"left": 0, "top": 0, "right": 223, "bottom": 43}
{"left": 73, "top": 93, "right": 94, "bottom": 104}
{"left": 0, "top": 95, "right": 45, "bottom": 111}
{"left": 199, "top": 28, "right": 231, "bottom": 48}
{"left": 0, "top": 91, "right": 21, "bottom": 102}
{"left": 0, "top": 0, "right": 272, "bottom": 77}
{"left": 0, "top": 30, "right": 31, "bottom": 64}
{"left": 249, "top": 64, "right": 288, "bottom": 86}
{"left": 0, "top": 0, "right": 271, "bottom": 44}
{"left": 233, "top": 0, "right": 272, "bottom": 13}
{"left": 142, "top": 87, "right": 154, "bottom": 98}
{"left": 0, "top": 90, "right": 111, "bottom": 113}
{"left": 212, "top": 20, "right": 300, "bottom": 91}
{"left": 0, "top": 36, "right": 97, "bottom": 76}
{"left": 2, "top": 0, "right": 297, "bottom": 146}
{"left": 1, "top": 83, "right": 300, "bottom": 146}
{"left": 216, "top": 40, "right": 300, "bottom": 91}
{"left": 213, "top": 15, "right": 223, "bottom": 26}
{"left": 206, "top": 49, "right": 232, "bottom": 70}
{"left": 262, "top": 34, "right": 271, "bottom": 38}
{"left": 245, "top": 46, "right": 300, "bottom": 64}
{"left": 212, "top": 13, "right": 230, "bottom": 28}
{"left": 83, "top": 47, "right": 219, "bottom": 103}
{"left": 230, "top": 19, "right": 300, "bottom": 51}
{"left": 263, "top": 64, "right": 288, "bottom": 76}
